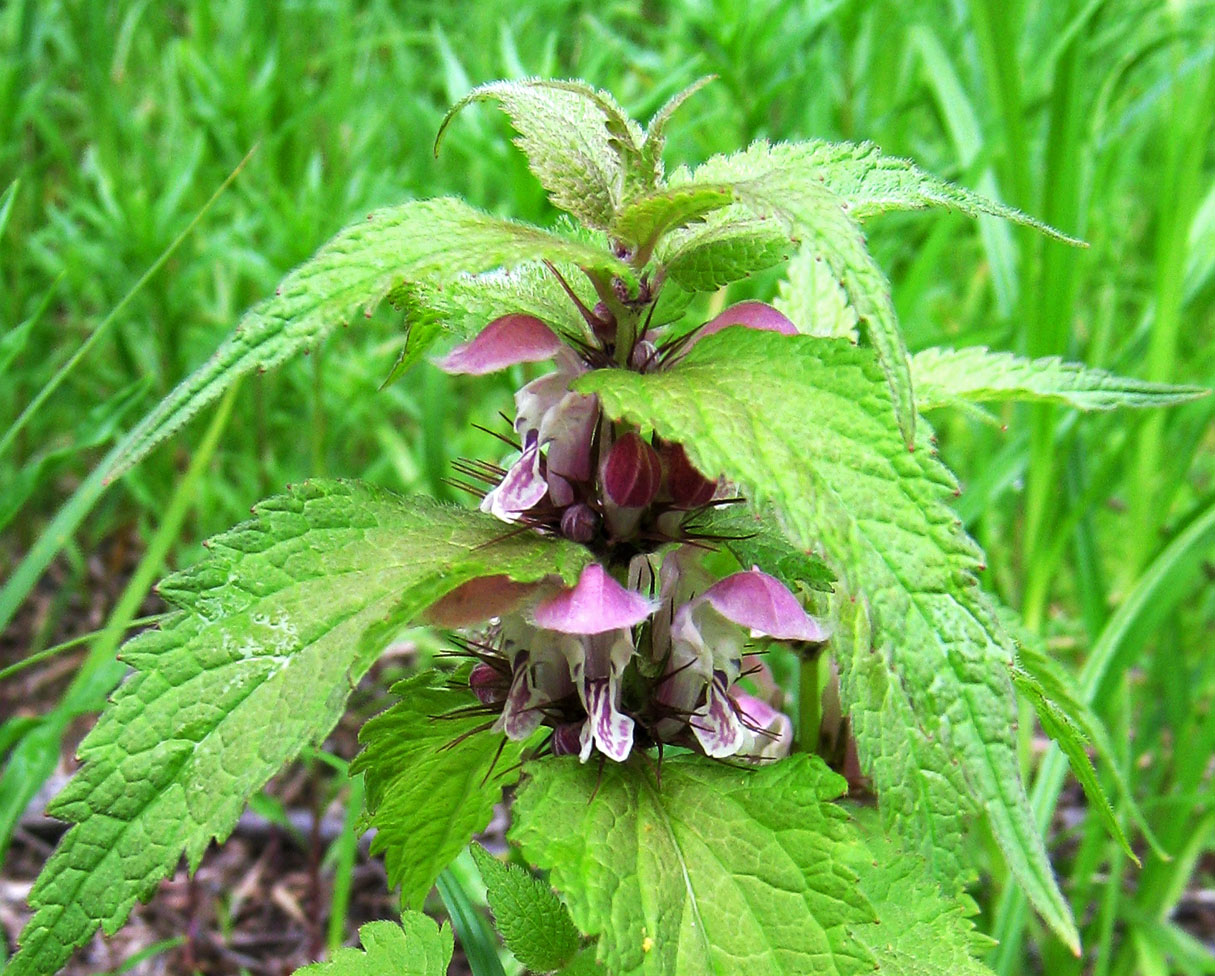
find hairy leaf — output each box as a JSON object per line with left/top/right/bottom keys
{"left": 438, "top": 79, "right": 645, "bottom": 229}
{"left": 911, "top": 346, "right": 1208, "bottom": 412}
{"left": 773, "top": 245, "right": 859, "bottom": 341}
{"left": 831, "top": 593, "right": 977, "bottom": 889}
{"left": 658, "top": 209, "right": 793, "bottom": 291}
{"left": 470, "top": 843, "right": 582, "bottom": 973}
{"left": 109, "top": 199, "right": 630, "bottom": 478}
{"left": 8, "top": 483, "right": 591, "bottom": 976}
{"left": 685, "top": 504, "right": 835, "bottom": 593}
{"left": 512, "top": 754, "right": 876, "bottom": 976}
{"left": 293, "top": 914, "right": 453, "bottom": 975}
{"left": 612, "top": 184, "right": 735, "bottom": 258}
{"left": 677, "top": 141, "right": 916, "bottom": 444}
{"left": 850, "top": 828, "right": 996, "bottom": 976}
{"left": 640, "top": 75, "right": 717, "bottom": 185}
{"left": 575, "top": 328, "right": 1081, "bottom": 953}
{"left": 353, "top": 675, "right": 527, "bottom": 908}
{"left": 800, "top": 140, "right": 1081, "bottom": 241}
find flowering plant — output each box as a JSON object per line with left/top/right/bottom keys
{"left": 8, "top": 79, "right": 1201, "bottom": 976}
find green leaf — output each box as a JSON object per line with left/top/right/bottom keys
{"left": 470, "top": 844, "right": 582, "bottom": 973}
{"left": 352, "top": 674, "right": 526, "bottom": 909}
{"left": 8, "top": 482, "right": 591, "bottom": 976}
{"left": 911, "top": 346, "right": 1208, "bottom": 412}
{"left": 1010, "top": 628, "right": 1165, "bottom": 862}
{"left": 678, "top": 141, "right": 917, "bottom": 444}
{"left": 108, "top": 198, "right": 630, "bottom": 478}
{"left": 639, "top": 75, "right": 717, "bottom": 186}
{"left": 511, "top": 754, "right": 877, "bottom": 976}
{"left": 657, "top": 209, "right": 793, "bottom": 291}
{"left": 612, "top": 184, "right": 735, "bottom": 258}
{"left": 683, "top": 504, "right": 835, "bottom": 593}
{"left": 574, "top": 328, "right": 1081, "bottom": 954}
{"left": 438, "top": 79, "right": 646, "bottom": 229}
{"left": 830, "top": 592, "right": 977, "bottom": 890}
{"left": 773, "top": 244, "right": 859, "bottom": 341}
{"left": 796, "top": 140, "right": 1081, "bottom": 242}
{"left": 850, "top": 828, "right": 996, "bottom": 976}
{"left": 293, "top": 913, "right": 453, "bottom": 975}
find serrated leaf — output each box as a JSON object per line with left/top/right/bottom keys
{"left": 796, "top": 140, "right": 1081, "bottom": 242}
{"left": 639, "top": 76, "right": 717, "bottom": 186}
{"left": 574, "top": 328, "right": 1081, "bottom": 954}
{"left": 470, "top": 844, "right": 582, "bottom": 973}
{"left": 512, "top": 754, "right": 877, "bottom": 976}
{"left": 352, "top": 675, "right": 527, "bottom": 909}
{"left": 8, "top": 482, "right": 591, "bottom": 976}
{"left": 1010, "top": 628, "right": 1165, "bottom": 862}
{"left": 108, "top": 199, "right": 630, "bottom": 478}
{"left": 438, "top": 79, "right": 646, "bottom": 229}
{"left": 658, "top": 209, "right": 793, "bottom": 291}
{"left": 911, "top": 346, "right": 1208, "bottom": 412}
{"left": 612, "top": 184, "right": 735, "bottom": 257}
{"left": 774, "top": 245, "right": 859, "bottom": 341}
{"left": 831, "top": 592, "right": 977, "bottom": 889}
{"left": 684, "top": 504, "right": 835, "bottom": 593}
{"left": 850, "top": 827, "right": 996, "bottom": 976}
{"left": 677, "top": 141, "right": 916, "bottom": 444}
{"left": 293, "top": 914, "right": 453, "bottom": 975}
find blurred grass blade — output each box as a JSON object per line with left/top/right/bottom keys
{"left": 0, "top": 614, "right": 166, "bottom": 684}
{"left": 326, "top": 773, "right": 365, "bottom": 953}
{"left": 0, "top": 382, "right": 239, "bottom": 868}
{"left": 0, "top": 179, "right": 17, "bottom": 240}
{"left": 436, "top": 867, "right": 508, "bottom": 976}
{"left": 0, "top": 146, "right": 255, "bottom": 462}
{"left": 992, "top": 494, "right": 1215, "bottom": 965}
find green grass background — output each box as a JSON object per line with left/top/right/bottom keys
{"left": 1, "top": 1, "right": 1213, "bottom": 973}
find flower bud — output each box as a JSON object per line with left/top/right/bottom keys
{"left": 663, "top": 442, "right": 718, "bottom": 509}
{"left": 560, "top": 502, "right": 600, "bottom": 543}
{"left": 591, "top": 301, "right": 617, "bottom": 345}
{"left": 602, "top": 432, "right": 662, "bottom": 508}
{"left": 469, "top": 663, "right": 508, "bottom": 705}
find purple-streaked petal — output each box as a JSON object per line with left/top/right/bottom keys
{"left": 583, "top": 678, "right": 634, "bottom": 762}
{"left": 499, "top": 660, "right": 546, "bottom": 740}
{"left": 559, "top": 502, "right": 599, "bottom": 543}
{"left": 481, "top": 431, "right": 548, "bottom": 520}
{"left": 423, "top": 575, "right": 540, "bottom": 628}
{"left": 699, "top": 568, "right": 827, "bottom": 642}
{"left": 469, "top": 662, "right": 509, "bottom": 705}
{"left": 690, "top": 676, "right": 745, "bottom": 758}
{"left": 435, "top": 314, "right": 562, "bottom": 375}
{"left": 532, "top": 564, "right": 655, "bottom": 635}
{"left": 696, "top": 301, "right": 798, "bottom": 345}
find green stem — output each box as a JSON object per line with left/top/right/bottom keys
{"left": 796, "top": 647, "right": 823, "bottom": 754}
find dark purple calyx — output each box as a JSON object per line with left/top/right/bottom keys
{"left": 662, "top": 441, "right": 718, "bottom": 509}
{"left": 470, "top": 662, "right": 509, "bottom": 705}
{"left": 602, "top": 432, "right": 663, "bottom": 508}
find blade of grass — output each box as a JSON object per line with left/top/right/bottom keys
{"left": 991, "top": 494, "right": 1215, "bottom": 966}
{"left": 0, "top": 145, "right": 255, "bottom": 462}
{"left": 0, "top": 613, "right": 167, "bottom": 684}
{"left": 437, "top": 866, "right": 508, "bottom": 976}
{"left": 0, "top": 381, "right": 240, "bottom": 869}
{"left": 326, "top": 773, "right": 365, "bottom": 953}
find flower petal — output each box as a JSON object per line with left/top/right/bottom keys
{"left": 731, "top": 689, "right": 794, "bottom": 760}
{"left": 699, "top": 568, "right": 827, "bottom": 642}
{"left": 480, "top": 430, "right": 548, "bottom": 520}
{"left": 693, "top": 301, "right": 798, "bottom": 346}
{"left": 532, "top": 564, "right": 655, "bottom": 635}
{"left": 690, "top": 676, "right": 745, "bottom": 758}
{"left": 499, "top": 659, "right": 546, "bottom": 740}
{"left": 434, "top": 314, "right": 562, "bottom": 375}
{"left": 582, "top": 678, "right": 634, "bottom": 762}
{"left": 541, "top": 392, "right": 599, "bottom": 483}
